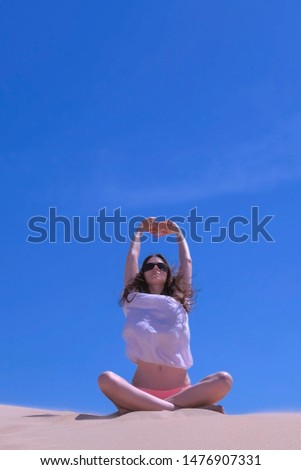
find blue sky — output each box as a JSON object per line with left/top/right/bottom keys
{"left": 1, "top": 0, "right": 301, "bottom": 416}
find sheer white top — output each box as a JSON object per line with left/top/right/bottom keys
{"left": 122, "top": 292, "right": 193, "bottom": 369}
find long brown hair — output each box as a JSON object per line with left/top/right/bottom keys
{"left": 121, "top": 253, "right": 194, "bottom": 312}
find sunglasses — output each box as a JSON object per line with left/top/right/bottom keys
{"left": 142, "top": 262, "right": 169, "bottom": 273}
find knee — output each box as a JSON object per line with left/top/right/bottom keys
{"left": 97, "top": 371, "right": 118, "bottom": 392}
{"left": 216, "top": 371, "right": 233, "bottom": 390}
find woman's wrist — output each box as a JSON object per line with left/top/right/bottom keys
{"left": 175, "top": 229, "right": 185, "bottom": 242}
{"left": 168, "top": 221, "right": 183, "bottom": 240}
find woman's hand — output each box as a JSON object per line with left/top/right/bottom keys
{"left": 137, "top": 218, "right": 183, "bottom": 238}
{"left": 153, "top": 219, "right": 182, "bottom": 238}
{"left": 137, "top": 217, "right": 157, "bottom": 234}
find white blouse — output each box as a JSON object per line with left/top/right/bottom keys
{"left": 122, "top": 292, "right": 193, "bottom": 369}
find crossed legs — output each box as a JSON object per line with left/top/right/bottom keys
{"left": 166, "top": 372, "right": 233, "bottom": 413}
{"left": 98, "top": 372, "right": 176, "bottom": 413}
{"left": 98, "top": 371, "right": 233, "bottom": 414}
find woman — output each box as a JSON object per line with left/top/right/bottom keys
{"left": 98, "top": 217, "right": 233, "bottom": 414}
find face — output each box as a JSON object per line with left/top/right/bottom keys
{"left": 142, "top": 256, "right": 168, "bottom": 292}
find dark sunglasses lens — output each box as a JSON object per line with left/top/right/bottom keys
{"left": 157, "top": 263, "right": 168, "bottom": 272}
{"left": 143, "top": 263, "right": 155, "bottom": 272}
{"left": 143, "top": 262, "right": 168, "bottom": 272}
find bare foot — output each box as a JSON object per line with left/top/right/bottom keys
{"left": 117, "top": 407, "right": 132, "bottom": 416}
{"left": 200, "top": 404, "right": 225, "bottom": 414}
{"left": 172, "top": 404, "right": 225, "bottom": 414}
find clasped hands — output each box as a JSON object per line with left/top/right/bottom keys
{"left": 138, "top": 217, "right": 181, "bottom": 238}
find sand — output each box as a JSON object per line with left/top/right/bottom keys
{"left": 1, "top": 404, "right": 301, "bottom": 450}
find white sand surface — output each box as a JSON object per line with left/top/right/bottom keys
{"left": 1, "top": 404, "right": 300, "bottom": 450}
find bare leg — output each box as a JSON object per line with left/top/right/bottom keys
{"left": 98, "top": 371, "right": 177, "bottom": 413}
{"left": 166, "top": 371, "right": 233, "bottom": 411}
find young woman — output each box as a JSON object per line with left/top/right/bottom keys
{"left": 98, "top": 217, "right": 233, "bottom": 414}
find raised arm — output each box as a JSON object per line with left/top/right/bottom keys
{"left": 124, "top": 217, "right": 156, "bottom": 286}
{"left": 175, "top": 226, "right": 192, "bottom": 289}
{"left": 158, "top": 220, "right": 192, "bottom": 289}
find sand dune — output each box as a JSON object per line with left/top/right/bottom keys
{"left": 1, "top": 404, "right": 300, "bottom": 450}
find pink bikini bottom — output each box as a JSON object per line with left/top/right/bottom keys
{"left": 137, "top": 385, "right": 190, "bottom": 400}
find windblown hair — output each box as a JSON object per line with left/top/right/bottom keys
{"left": 121, "top": 253, "right": 194, "bottom": 312}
